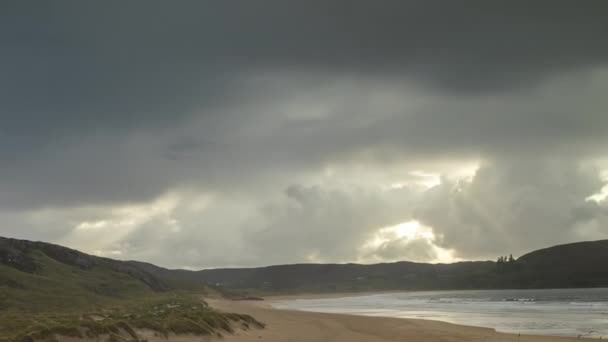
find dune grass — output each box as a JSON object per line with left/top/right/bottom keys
{"left": 0, "top": 240, "right": 264, "bottom": 341}
{"left": 0, "top": 293, "right": 264, "bottom": 342}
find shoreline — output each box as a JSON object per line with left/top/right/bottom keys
{"left": 262, "top": 290, "right": 408, "bottom": 301}
{"left": 208, "top": 295, "right": 586, "bottom": 342}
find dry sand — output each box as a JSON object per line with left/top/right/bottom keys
{"left": 208, "top": 297, "right": 587, "bottom": 342}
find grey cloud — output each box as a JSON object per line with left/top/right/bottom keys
{"left": 243, "top": 184, "right": 417, "bottom": 265}
{"left": 414, "top": 157, "right": 608, "bottom": 259}
{"left": 2, "top": 0, "right": 607, "bottom": 146}
{"left": 1, "top": 1, "right": 608, "bottom": 210}
{"left": 1, "top": 1, "right": 608, "bottom": 266}
{"left": 7, "top": 1, "right": 606, "bottom": 88}
{"left": 2, "top": 69, "right": 608, "bottom": 210}
{"left": 3, "top": 155, "right": 608, "bottom": 268}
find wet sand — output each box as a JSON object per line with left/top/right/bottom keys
{"left": 209, "top": 297, "right": 585, "bottom": 342}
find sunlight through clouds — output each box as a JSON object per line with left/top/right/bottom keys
{"left": 59, "top": 193, "right": 181, "bottom": 258}
{"left": 360, "top": 220, "right": 456, "bottom": 264}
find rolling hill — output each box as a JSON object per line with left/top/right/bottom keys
{"left": 1, "top": 235, "right": 607, "bottom": 341}
{"left": 193, "top": 239, "right": 608, "bottom": 293}
{"left": 0, "top": 237, "right": 229, "bottom": 313}
{"left": 0, "top": 237, "right": 168, "bottom": 312}
{"left": 2, "top": 236, "right": 608, "bottom": 305}
{"left": 0, "top": 237, "right": 261, "bottom": 342}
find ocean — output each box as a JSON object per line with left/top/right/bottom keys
{"left": 273, "top": 288, "right": 608, "bottom": 338}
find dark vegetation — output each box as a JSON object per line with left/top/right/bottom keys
{"left": 0, "top": 237, "right": 263, "bottom": 341}
{"left": 193, "top": 240, "right": 608, "bottom": 294}
{"left": 2, "top": 236, "right": 608, "bottom": 340}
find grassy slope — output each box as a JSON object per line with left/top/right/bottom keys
{"left": 0, "top": 251, "right": 155, "bottom": 312}
{"left": 4, "top": 236, "right": 607, "bottom": 339}
{"left": 0, "top": 238, "right": 263, "bottom": 342}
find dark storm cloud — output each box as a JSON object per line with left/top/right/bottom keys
{"left": 2, "top": 70, "right": 608, "bottom": 209}
{"left": 2, "top": 1, "right": 608, "bottom": 266}
{"left": 2, "top": 0, "right": 607, "bottom": 149}
{"left": 2, "top": 0, "right": 607, "bottom": 160}
{"left": 4, "top": 1, "right": 608, "bottom": 98}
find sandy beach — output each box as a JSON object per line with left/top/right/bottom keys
{"left": 208, "top": 297, "right": 585, "bottom": 342}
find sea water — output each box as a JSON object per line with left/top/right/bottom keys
{"left": 273, "top": 288, "right": 608, "bottom": 337}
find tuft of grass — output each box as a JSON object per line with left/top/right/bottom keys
{"left": 0, "top": 293, "right": 264, "bottom": 342}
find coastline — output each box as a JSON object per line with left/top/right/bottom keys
{"left": 208, "top": 296, "right": 585, "bottom": 342}
{"left": 262, "top": 290, "right": 408, "bottom": 301}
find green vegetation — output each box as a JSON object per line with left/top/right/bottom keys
{"left": 4, "top": 235, "right": 608, "bottom": 339}
{"left": 0, "top": 237, "right": 264, "bottom": 341}
{"left": 0, "top": 293, "right": 264, "bottom": 342}
{"left": 0, "top": 251, "right": 155, "bottom": 312}
{"left": 195, "top": 240, "right": 608, "bottom": 293}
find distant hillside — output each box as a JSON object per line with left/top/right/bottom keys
{"left": 194, "top": 261, "right": 496, "bottom": 293}
{"left": 514, "top": 239, "right": 608, "bottom": 288}
{"left": 3, "top": 236, "right": 606, "bottom": 341}
{"left": 194, "top": 240, "right": 608, "bottom": 293}
{"left": 2, "top": 236, "right": 608, "bottom": 306}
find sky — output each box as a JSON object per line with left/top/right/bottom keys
{"left": 1, "top": 1, "right": 608, "bottom": 269}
